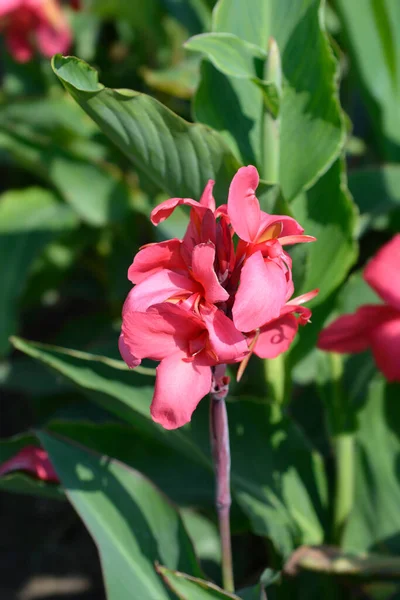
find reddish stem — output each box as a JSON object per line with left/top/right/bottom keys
{"left": 210, "top": 365, "right": 234, "bottom": 593}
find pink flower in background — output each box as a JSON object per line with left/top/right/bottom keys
{"left": 318, "top": 234, "right": 400, "bottom": 382}
{"left": 0, "top": 445, "right": 59, "bottom": 482}
{"left": 120, "top": 166, "right": 317, "bottom": 429}
{"left": 0, "top": 0, "right": 72, "bottom": 62}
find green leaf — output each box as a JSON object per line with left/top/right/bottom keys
{"left": 348, "top": 164, "right": 400, "bottom": 234}
{"left": 0, "top": 189, "right": 77, "bottom": 356}
{"left": 336, "top": 0, "right": 400, "bottom": 159}
{"left": 51, "top": 55, "right": 240, "bottom": 203}
{"left": 185, "top": 33, "right": 279, "bottom": 117}
{"left": 194, "top": 0, "right": 345, "bottom": 198}
{"left": 0, "top": 124, "right": 131, "bottom": 226}
{"left": 156, "top": 566, "right": 239, "bottom": 599}
{"left": 0, "top": 433, "right": 63, "bottom": 499}
{"left": 39, "top": 431, "right": 200, "bottom": 600}
{"left": 291, "top": 158, "right": 358, "bottom": 304}
{"left": 11, "top": 336, "right": 326, "bottom": 557}
{"left": 343, "top": 378, "right": 400, "bottom": 554}
{"left": 48, "top": 420, "right": 214, "bottom": 508}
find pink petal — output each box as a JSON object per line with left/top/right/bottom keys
{"left": 118, "top": 334, "right": 141, "bottom": 368}
{"left": 36, "top": 19, "right": 71, "bottom": 57}
{"left": 199, "top": 179, "right": 216, "bottom": 212}
{"left": 6, "top": 28, "right": 34, "bottom": 62}
{"left": 124, "top": 269, "right": 199, "bottom": 313}
{"left": 370, "top": 314, "right": 400, "bottom": 381}
{"left": 364, "top": 234, "right": 400, "bottom": 311}
{"left": 191, "top": 243, "right": 229, "bottom": 303}
{"left": 199, "top": 303, "right": 249, "bottom": 362}
{"left": 227, "top": 165, "right": 261, "bottom": 242}
{"left": 150, "top": 352, "right": 212, "bottom": 429}
{"left": 0, "top": 446, "right": 59, "bottom": 483}
{"left": 0, "top": 0, "right": 22, "bottom": 17}
{"left": 232, "top": 252, "right": 288, "bottom": 332}
{"left": 254, "top": 314, "right": 298, "bottom": 359}
{"left": 317, "top": 305, "right": 395, "bottom": 354}
{"left": 257, "top": 214, "right": 304, "bottom": 241}
{"left": 128, "top": 239, "right": 186, "bottom": 284}
{"left": 150, "top": 197, "right": 208, "bottom": 225}
{"left": 122, "top": 303, "right": 203, "bottom": 361}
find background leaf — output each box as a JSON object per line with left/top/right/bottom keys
{"left": 39, "top": 431, "right": 201, "bottom": 600}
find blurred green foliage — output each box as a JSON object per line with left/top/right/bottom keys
{"left": 1, "top": 0, "right": 400, "bottom": 598}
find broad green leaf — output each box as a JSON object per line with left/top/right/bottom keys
{"left": 48, "top": 420, "right": 214, "bottom": 508}
{"left": 291, "top": 158, "right": 358, "bottom": 304}
{"left": 185, "top": 33, "right": 279, "bottom": 116}
{"left": 0, "top": 189, "right": 77, "bottom": 356}
{"left": 343, "top": 378, "right": 400, "bottom": 554}
{"left": 51, "top": 55, "right": 240, "bottom": 203}
{"left": 194, "top": 0, "right": 345, "bottom": 198}
{"left": 12, "top": 338, "right": 327, "bottom": 557}
{"left": 38, "top": 432, "right": 200, "bottom": 600}
{"left": 336, "top": 0, "right": 400, "bottom": 160}
{"left": 348, "top": 165, "right": 400, "bottom": 234}
{"left": 157, "top": 566, "right": 239, "bottom": 599}
{"left": 0, "top": 433, "right": 63, "bottom": 499}
{"left": 0, "top": 124, "right": 130, "bottom": 226}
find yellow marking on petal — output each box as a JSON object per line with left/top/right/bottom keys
{"left": 257, "top": 222, "right": 283, "bottom": 243}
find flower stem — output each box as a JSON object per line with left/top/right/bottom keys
{"left": 210, "top": 366, "right": 234, "bottom": 593}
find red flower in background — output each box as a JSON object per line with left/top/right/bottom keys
{"left": 0, "top": 0, "right": 72, "bottom": 62}
{"left": 318, "top": 235, "right": 400, "bottom": 382}
{"left": 120, "top": 166, "right": 317, "bottom": 429}
{"left": 0, "top": 445, "right": 59, "bottom": 482}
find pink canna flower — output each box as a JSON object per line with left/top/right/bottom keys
{"left": 318, "top": 235, "right": 400, "bottom": 382}
{"left": 120, "top": 165, "right": 317, "bottom": 428}
{"left": 120, "top": 302, "right": 248, "bottom": 429}
{"left": 0, "top": 445, "right": 59, "bottom": 482}
{"left": 0, "top": 0, "right": 72, "bottom": 63}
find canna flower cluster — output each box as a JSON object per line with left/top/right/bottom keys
{"left": 0, "top": 0, "right": 73, "bottom": 63}
{"left": 119, "top": 166, "right": 318, "bottom": 429}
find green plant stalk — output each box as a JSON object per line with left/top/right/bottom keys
{"left": 264, "top": 354, "right": 286, "bottom": 405}
{"left": 328, "top": 352, "right": 355, "bottom": 544}
{"left": 210, "top": 366, "right": 234, "bottom": 593}
{"left": 333, "top": 433, "right": 355, "bottom": 544}
{"left": 262, "top": 37, "right": 281, "bottom": 183}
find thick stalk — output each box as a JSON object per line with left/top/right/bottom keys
{"left": 333, "top": 433, "right": 355, "bottom": 544}
{"left": 262, "top": 38, "right": 281, "bottom": 183}
{"left": 324, "top": 353, "right": 355, "bottom": 544}
{"left": 210, "top": 365, "right": 234, "bottom": 593}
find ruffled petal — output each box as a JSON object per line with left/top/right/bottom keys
{"left": 128, "top": 239, "right": 186, "bottom": 284}
{"left": 370, "top": 314, "right": 400, "bottom": 382}
{"left": 227, "top": 165, "right": 261, "bottom": 242}
{"left": 6, "top": 27, "right": 34, "bottom": 62}
{"left": 232, "top": 251, "right": 288, "bottom": 332}
{"left": 191, "top": 243, "right": 229, "bottom": 303}
{"left": 122, "top": 303, "right": 203, "bottom": 361}
{"left": 118, "top": 334, "right": 141, "bottom": 368}
{"left": 317, "top": 305, "right": 394, "bottom": 354}
{"left": 199, "top": 303, "right": 248, "bottom": 362}
{"left": 150, "top": 197, "right": 208, "bottom": 225}
{"left": 124, "top": 269, "right": 199, "bottom": 312}
{"left": 151, "top": 352, "right": 212, "bottom": 429}
{"left": 364, "top": 234, "right": 400, "bottom": 311}
{"left": 254, "top": 314, "right": 298, "bottom": 359}
{"left": 0, "top": 446, "right": 58, "bottom": 482}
